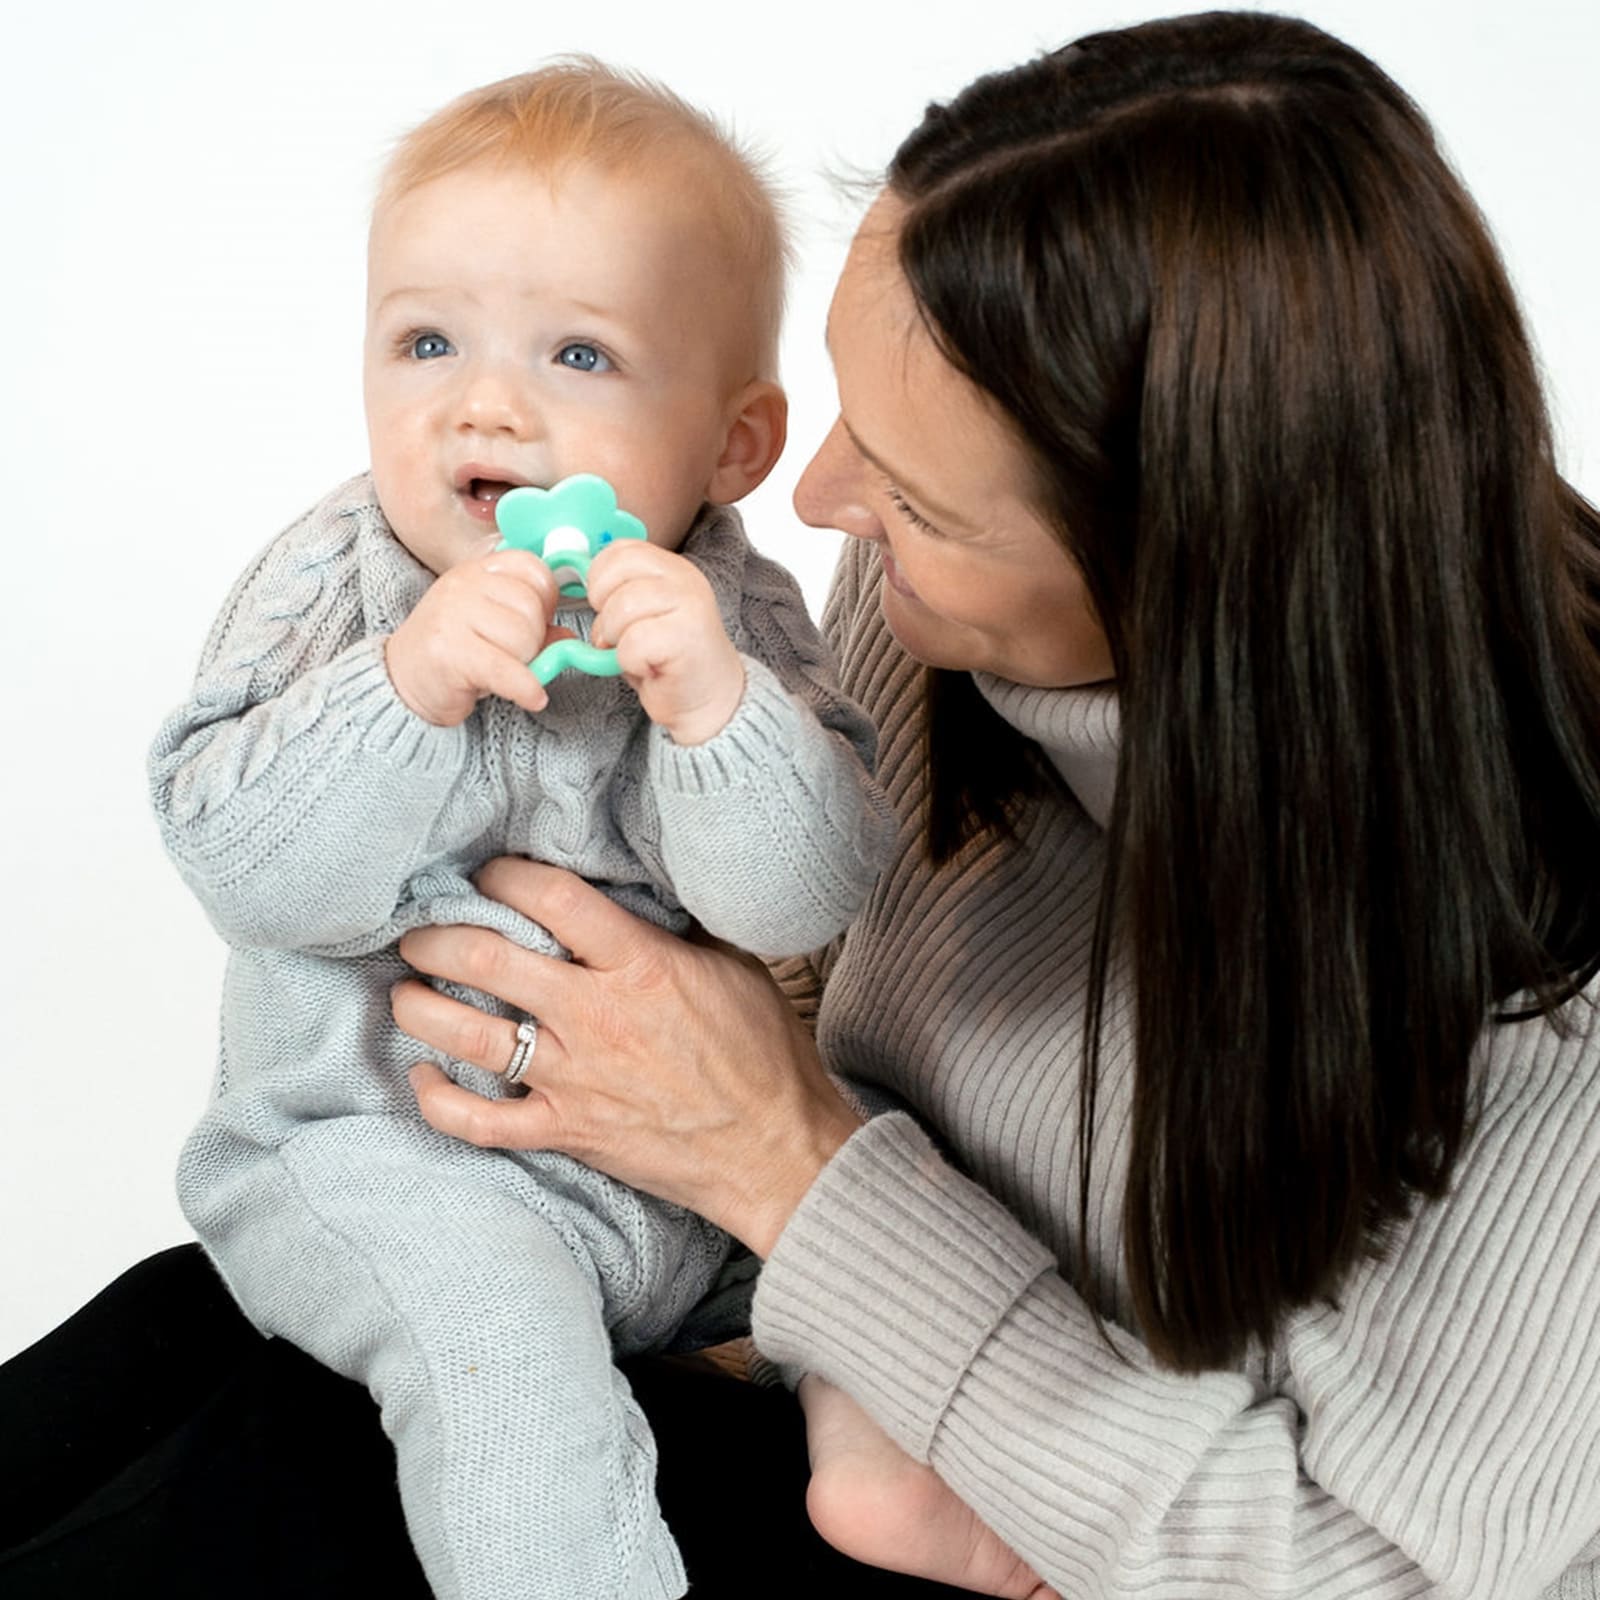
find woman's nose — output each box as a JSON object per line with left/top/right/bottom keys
{"left": 793, "top": 417, "right": 881, "bottom": 542}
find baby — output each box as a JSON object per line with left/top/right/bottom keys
{"left": 150, "top": 62, "right": 895, "bottom": 1600}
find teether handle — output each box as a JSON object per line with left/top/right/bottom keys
{"left": 529, "top": 638, "right": 625, "bottom": 686}
{"left": 491, "top": 541, "right": 622, "bottom": 680}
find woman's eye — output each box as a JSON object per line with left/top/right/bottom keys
{"left": 406, "top": 332, "right": 454, "bottom": 360}
{"left": 557, "top": 342, "right": 612, "bottom": 373}
{"left": 885, "top": 482, "right": 940, "bottom": 536}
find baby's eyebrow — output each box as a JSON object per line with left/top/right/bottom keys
{"left": 371, "top": 285, "right": 480, "bottom": 314}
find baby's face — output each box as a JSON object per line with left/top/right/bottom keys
{"left": 364, "top": 158, "right": 748, "bottom": 575}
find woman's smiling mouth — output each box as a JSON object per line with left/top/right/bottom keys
{"left": 881, "top": 545, "right": 919, "bottom": 599}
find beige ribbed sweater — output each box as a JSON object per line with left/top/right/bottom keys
{"left": 751, "top": 538, "right": 1600, "bottom": 1598}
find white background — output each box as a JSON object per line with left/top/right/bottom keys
{"left": 2, "top": 0, "right": 1596, "bottom": 1361}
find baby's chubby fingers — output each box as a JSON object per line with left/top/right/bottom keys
{"left": 427, "top": 545, "right": 563, "bottom": 646}
{"left": 581, "top": 535, "right": 678, "bottom": 600}
{"left": 584, "top": 542, "right": 717, "bottom": 647}
{"left": 476, "top": 545, "right": 563, "bottom": 615}
{"left": 474, "top": 632, "right": 557, "bottom": 715}
{"left": 581, "top": 544, "right": 743, "bottom": 742}
{"left": 470, "top": 550, "right": 565, "bottom": 654}
{"left": 387, "top": 546, "right": 572, "bottom": 722}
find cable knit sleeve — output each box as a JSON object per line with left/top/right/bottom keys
{"left": 149, "top": 479, "right": 474, "bottom": 950}
{"left": 628, "top": 514, "right": 894, "bottom": 959}
{"left": 753, "top": 986, "right": 1600, "bottom": 1598}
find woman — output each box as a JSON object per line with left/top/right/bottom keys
{"left": 5, "top": 12, "right": 1599, "bottom": 1597}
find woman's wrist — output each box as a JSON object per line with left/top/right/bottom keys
{"left": 740, "top": 1084, "right": 864, "bottom": 1260}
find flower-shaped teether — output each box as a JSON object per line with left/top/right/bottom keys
{"left": 493, "top": 474, "right": 648, "bottom": 685}
{"left": 494, "top": 474, "right": 647, "bottom": 598}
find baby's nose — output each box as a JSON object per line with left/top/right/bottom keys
{"left": 458, "top": 365, "right": 538, "bottom": 438}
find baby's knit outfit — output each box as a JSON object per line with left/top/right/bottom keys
{"left": 151, "top": 474, "right": 891, "bottom": 1600}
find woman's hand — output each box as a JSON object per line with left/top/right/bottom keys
{"left": 392, "top": 857, "right": 864, "bottom": 1257}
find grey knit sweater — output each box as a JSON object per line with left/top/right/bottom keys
{"left": 151, "top": 474, "right": 891, "bottom": 970}
{"left": 753, "top": 537, "right": 1600, "bottom": 1599}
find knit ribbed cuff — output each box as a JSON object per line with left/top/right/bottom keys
{"left": 646, "top": 655, "right": 803, "bottom": 797}
{"left": 327, "top": 634, "right": 467, "bottom": 774}
{"left": 751, "top": 1112, "right": 1055, "bottom": 1462}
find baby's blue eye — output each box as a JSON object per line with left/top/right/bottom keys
{"left": 409, "top": 332, "right": 454, "bottom": 360}
{"left": 558, "top": 342, "right": 611, "bottom": 373}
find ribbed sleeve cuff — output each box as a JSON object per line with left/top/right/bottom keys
{"left": 329, "top": 634, "right": 467, "bottom": 774}
{"left": 646, "top": 655, "right": 804, "bottom": 798}
{"left": 751, "top": 1112, "right": 1055, "bottom": 1461}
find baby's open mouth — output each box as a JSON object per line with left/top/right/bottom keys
{"left": 457, "top": 475, "right": 533, "bottom": 524}
{"left": 453, "top": 465, "right": 541, "bottom": 523}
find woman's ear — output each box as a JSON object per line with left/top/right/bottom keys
{"left": 706, "top": 381, "right": 788, "bottom": 505}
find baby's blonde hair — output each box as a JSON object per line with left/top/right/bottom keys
{"left": 375, "top": 58, "right": 789, "bottom": 381}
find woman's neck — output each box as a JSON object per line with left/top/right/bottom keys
{"left": 972, "top": 673, "right": 1120, "bottom": 828}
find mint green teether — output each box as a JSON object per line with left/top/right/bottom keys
{"left": 524, "top": 637, "right": 625, "bottom": 686}
{"left": 493, "top": 474, "right": 647, "bottom": 683}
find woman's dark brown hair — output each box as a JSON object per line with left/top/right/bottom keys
{"left": 890, "top": 10, "right": 1600, "bottom": 1371}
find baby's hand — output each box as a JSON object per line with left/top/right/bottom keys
{"left": 586, "top": 542, "right": 744, "bottom": 746}
{"left": 386, "top": 548, "right": 564, "bottom": 726}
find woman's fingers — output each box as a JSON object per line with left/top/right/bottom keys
{"left": 397, "top": 920, "right": 567, "bottom": 1021}
{"left": 408, "top": 1061, "right": 561, "bottom": 1150}
{"left": 472, "top": 858, "right": 667, "bottom": 976}
{"left": 389, "top": 976, "right": 549, "bottom": 1076}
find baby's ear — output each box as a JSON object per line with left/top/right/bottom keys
{"left": 706, "top": 381, "right": 787, "bottom": 505}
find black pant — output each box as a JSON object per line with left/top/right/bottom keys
{"left": 0, "top": 1246, "right": 972, "bottom": 1597}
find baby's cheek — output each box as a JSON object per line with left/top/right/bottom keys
{"left": 629, "top": 488, "right": 703, "bottom": 552}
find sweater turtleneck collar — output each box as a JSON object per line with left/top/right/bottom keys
{"left": 971, "top": 672, "right": 1121, "bottom": 829}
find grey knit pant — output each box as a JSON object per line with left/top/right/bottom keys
{"left": 178, "top": 952, "right": 729, "bottom": 1600}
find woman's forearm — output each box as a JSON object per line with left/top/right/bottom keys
{"left": 754, "top": 1087, "right": 1600, "bottom": 1599}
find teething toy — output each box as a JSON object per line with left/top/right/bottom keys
{"left": 493, "top": 474, "right": 647, "bottom": 685}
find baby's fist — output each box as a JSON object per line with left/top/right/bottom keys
{"left": 386, "top": 549, "right": 561, "bottom": 726}
{"left": 586, "top": 544, "right": 744, "bottom": 745}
